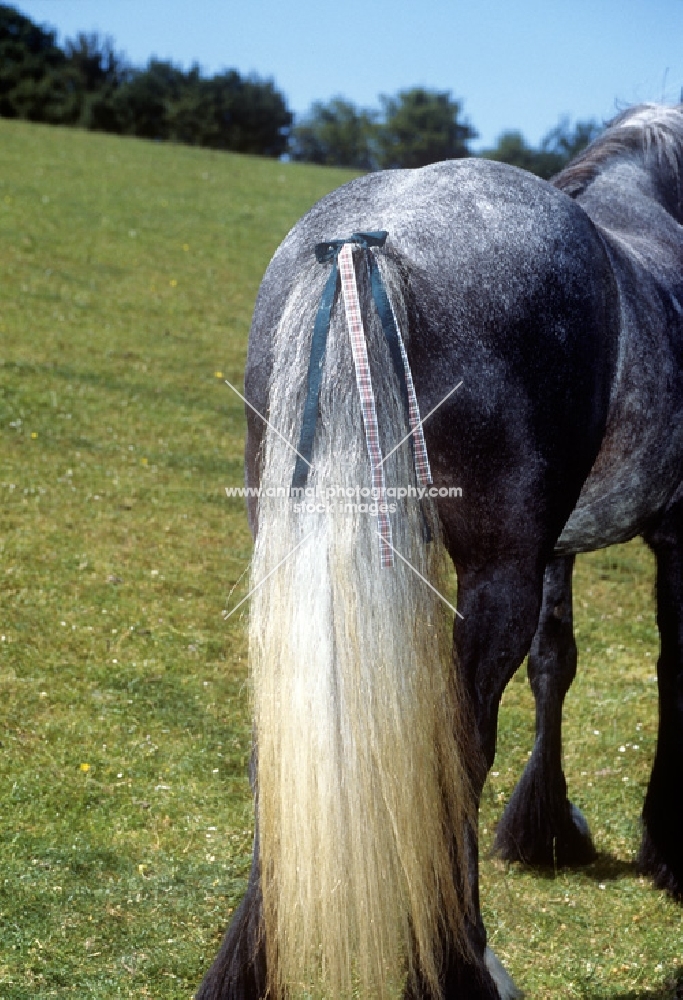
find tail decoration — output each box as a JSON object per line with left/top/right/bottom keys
{"left": 292, "top": 231, "right": 432, "bottom": 565}
{"left": 250, "top": 232, "right": 474, "bottom": 1000}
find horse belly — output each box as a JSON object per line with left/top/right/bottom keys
{"left": 557, "top": 473, "right": 673, "bottom": 553}
{"left": 556, "top": 420, "right": 683, "bottom": 553}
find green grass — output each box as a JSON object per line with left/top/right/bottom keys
{"left": 0, "top": 119, "right": 358, "bottom": 998}
{"left": 1, "top": 119, "right": 681, "bottom": 998}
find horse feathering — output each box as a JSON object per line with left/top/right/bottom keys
{"left": 249, "top": 250, "right": 475, "bottom": 1000}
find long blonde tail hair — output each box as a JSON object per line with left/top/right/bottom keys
{"left": 249, "top": 247, "right": 474, "bottom": 999}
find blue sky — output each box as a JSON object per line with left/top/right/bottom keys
{"left": 13, "top": 0, "right": 683, "bottom": 149}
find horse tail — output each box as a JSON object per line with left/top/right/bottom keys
{"left": 249, "top": 242, "right": 475, "bottom": 999}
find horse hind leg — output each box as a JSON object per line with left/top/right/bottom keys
{"left": 195, "top": 876, "right": 266, "bottom": 1000}
{"left": 195, "top": 793, "right": 267, "bottom": 1000}
{"left": 494, "top": 555, "right": 596, "bottom": 867}
{"left": 402, "top": 556, "right": 550, "bottom": 1000}
{"left": 639, "top": 499, "right": 683, "bottom": 900}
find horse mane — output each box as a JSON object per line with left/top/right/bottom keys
{"left": 552, "top": 103, "right": 683, "bottom": 198}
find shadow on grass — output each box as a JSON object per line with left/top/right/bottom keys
{"left": 496, "top": 851, "right": 636, "bottom": 883}
{"left": 582, "top": 851, "right": 637, "bottom": 882}
{"left": 605, "top": 969, "right": 683, "bottom": 999}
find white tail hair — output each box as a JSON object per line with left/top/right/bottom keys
{"left": 249, "top": 248, "right": 474, "bottom": 999}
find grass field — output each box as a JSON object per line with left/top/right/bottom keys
{"left": 1, "top": 119, "right": 681, "bottom": 998}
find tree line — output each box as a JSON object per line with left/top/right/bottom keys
{"left": 0, "top": 5, "right": 291, "bottom": 155}
{"left": 290, "top": 97, "right": 600, "bottom": 178}
{"left": 1, "top": 4, "right": 600, "bottom": 176}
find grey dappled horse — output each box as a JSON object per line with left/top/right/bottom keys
{"left": 198, "top": 104, "right": 683, "bottom": 1000}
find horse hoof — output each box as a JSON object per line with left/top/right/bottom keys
{"left": 568, "top": 803, "right": 590, "bottom": 840}
{"left": 638, "top": 828, "right": 683, "bottom": 902}
{"left": 494, "top": 775, "right": 596, "bottom": 868}
{"left": 484, "top": 947, "right": 523, "bottom": 999}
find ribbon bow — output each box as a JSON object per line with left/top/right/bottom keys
{"left": 314, "top": 230, "right": 389, "bottom": 263}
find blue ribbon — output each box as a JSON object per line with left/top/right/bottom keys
{"left": 292, "top": 230, "right": 411, "bottom": 489}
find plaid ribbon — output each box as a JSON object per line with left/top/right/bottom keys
{"left": 338, "top": 243, "right": 394, "bottom": 566}
{"left": 369, "top": 256, "right": 432, "bottom": 488}
{"left": 292, "top": 231, "right": 432, "bottom": 567}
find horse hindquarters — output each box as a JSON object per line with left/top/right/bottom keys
{"left": 640, "top": 497, "right": 683, "bottom": 899}
{"left": 199, "top": 161, "right": 620, "bottom": 998}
